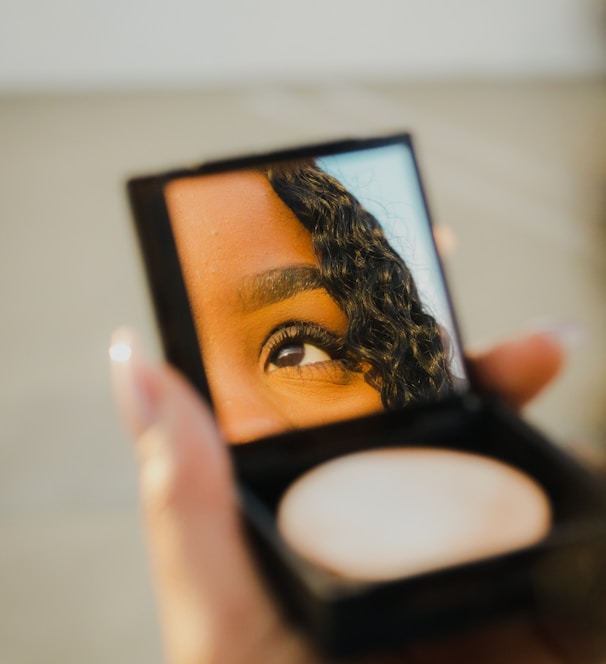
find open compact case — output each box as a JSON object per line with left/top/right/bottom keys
{"left": 127, "top": 134, "right": 606, "bottom": 659}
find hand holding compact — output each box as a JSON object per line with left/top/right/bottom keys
{"left": 110, "top": 329, "right": 567, "bottom": 664}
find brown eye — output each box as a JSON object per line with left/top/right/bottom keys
{"left": 261, "top": 321, "right": 348, "bottom": 375}
{"left": 267, "top": 342, "right": 332, "bottom": 372}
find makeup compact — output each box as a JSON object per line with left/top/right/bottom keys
{"left": 127, "top": 135, "right": 606, "bottom": 659}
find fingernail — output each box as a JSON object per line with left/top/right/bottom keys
{"left": 433, "top": 224, "right": 458, "bottom": 258}
{"left": 527, "top": 317, "right": 586, "bottom": 350}
{"left": 110, "top": 326, "right": 159, "bottom": 437}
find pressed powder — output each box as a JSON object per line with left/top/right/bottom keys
{"left": 277, "top": 448, "right": 552, "bottom": 582}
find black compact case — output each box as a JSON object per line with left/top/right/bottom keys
{"left": 233, "top": 397, "right": 606, "bottom": 659}
{"left": 127, "top": 134, "right": 606, "bottom": 660}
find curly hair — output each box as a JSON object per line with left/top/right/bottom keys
{"left": 263, "top": 160, "right": 453, "bottom": 410}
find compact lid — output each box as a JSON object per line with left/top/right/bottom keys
{"left": 128, "top": 133, "right": 473, "bottom": 447}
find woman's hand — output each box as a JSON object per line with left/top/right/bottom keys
{"left": 110, "top": 329, "right": 565, "bottom": 664}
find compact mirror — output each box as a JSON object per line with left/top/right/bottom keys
{"left": 133, "top": 136, "right": 469, "bottom": 443}
{"left": 129, "top": 137, "right": 606, "bottom": 659}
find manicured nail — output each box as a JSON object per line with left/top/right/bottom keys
{"left": 433, "top": 224, "right": 458, "bottom": 258}
{"left": 527, "top": 317, "right": 586, "bottom": 350}
{"left": 110, "top": 327, "right": 159, "bottom": 437}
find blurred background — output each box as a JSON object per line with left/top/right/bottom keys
{"left": 1, "top": 1, "right": 605, "bottom": 661}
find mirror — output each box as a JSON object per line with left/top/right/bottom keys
{"left": 162, "top": 140, "right": 468, "bottom": 443}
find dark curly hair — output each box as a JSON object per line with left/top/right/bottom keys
{"left": 263, "top": 160, "right": 453, "bottom": 410}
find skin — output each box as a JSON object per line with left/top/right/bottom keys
{"left": 110, "top": 328, "right": 570, "bottom": 664}
{"left": 164, "top": 170, "right": 383, "bottom": 443}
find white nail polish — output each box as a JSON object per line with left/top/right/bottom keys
{"left": 527, "top": 317, "right": 586, "bottom": 350}
{"left": 110, "top": 327, "right": 158, "bottom": 436}
{"left": 109, "top": 341, "right": 132, "bottom": 363}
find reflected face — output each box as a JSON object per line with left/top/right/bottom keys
{"left": 165, "top": 171, "right": 383, "bottom": 443}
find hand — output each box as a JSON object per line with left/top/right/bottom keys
{"left": 110, "top": 330, "right": 565, "bottom": 664}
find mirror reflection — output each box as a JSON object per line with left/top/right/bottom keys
{"left": 164, "top": 143, "right": 467, "bottom": 443}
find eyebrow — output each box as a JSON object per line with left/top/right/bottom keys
{"left": 238, "top": 265, "right": 325, "bottom": 312}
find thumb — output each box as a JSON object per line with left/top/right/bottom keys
{"left": 109, "top": 328, "right": 287, "bottom": 664}
{"left": 467, "top": 331, "right": 565, "bottom": 409}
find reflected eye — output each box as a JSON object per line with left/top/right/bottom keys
{"left": 262, "top": 321, "right": 347, "bottom": 374}
{"left": 268, "top": 342, "right": 332, "bottom": 371}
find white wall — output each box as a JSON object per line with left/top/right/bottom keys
{"left": 1, "top": 0, "right": 605, "bottom": 91}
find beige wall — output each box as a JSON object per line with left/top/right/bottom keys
{"left": 1, "top": 0, "right": 605, "bottom": 90}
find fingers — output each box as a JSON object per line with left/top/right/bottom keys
{"left": 108, "top": 325, "right": 571, "bottom": 664}
{"left": 109, "top": 327, "right": 161, "bottom": 438}
{"left": 109, "top": 328, "right": 291, "bottom": 664}
{"left": 467, "top": 331, "right": 565, "bottom": 409}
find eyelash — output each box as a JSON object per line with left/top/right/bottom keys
{"left": 261, "top": 321, "right": 348, "bottom": 371}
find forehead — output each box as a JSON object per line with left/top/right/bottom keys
{"left": 166, "top": 167, "right": 306, "bottom": 227}
{"left": 165, "top": 169, "right": 280, "bottom": 231}
{"left": 164, "top": 169, "right": 318, "bottom": 301}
